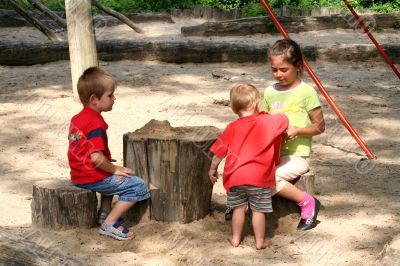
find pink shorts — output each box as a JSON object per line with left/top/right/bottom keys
{"left": 271, "top": 155, "right": 310, "bottom": 195}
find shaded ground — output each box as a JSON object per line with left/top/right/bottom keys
{"left": 0, "top": 18, "right": 399, "bottom": 265}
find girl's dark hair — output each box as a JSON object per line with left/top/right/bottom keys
{"left": 268, "top": 39, "right": 303, "bottom": 67}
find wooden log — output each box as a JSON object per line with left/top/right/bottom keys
{"left": 65, "top": 0, "right": 98, "bottom": 102}
{"left": 92, "top": 0, "right": 143, "bottom": 33}
{"left": 31, "top": 180, "right": 97, "bottom": 229}
{"left": 3, "top": 0, "right": 61, "bottom": 41}
{"left": 27, "top": 0, "right": 67, "bottom": 29}
{"left": 181, "top": 13, "right": 400, "bottom": 36}
{"left": 1, "top": 39, "right": 400, "bottom": 66}
{"left": 123, "top": 120, "right": 220, "bottom": 223}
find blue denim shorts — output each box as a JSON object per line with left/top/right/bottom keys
{"left": 77, "top": 175, "right": 150, "bottom": 202}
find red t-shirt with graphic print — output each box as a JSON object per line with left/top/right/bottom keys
{"left": 68, "top": 106, "right": 112, "bottom": 184}
{"left": 210, "top": 112, "right": 288, "bottom": 192}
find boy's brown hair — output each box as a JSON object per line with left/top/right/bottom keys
{"left": 77, "top": 67, "right": 117, "bottom": 105}
{"left": 230, "top": 83, "right": 261, "bottom": 114}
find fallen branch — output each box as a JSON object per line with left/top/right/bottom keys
{"left": 3, "top": 0, "right": 61, "bottom": 41}
{"left": 92, "top": 0, "right": 143, "bottom": 33}
{"left": 27, "top": 0, "right": 67, "bottom": 29}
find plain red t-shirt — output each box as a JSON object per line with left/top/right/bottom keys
{"left": 68, "top": 106, "right": 112, "bottom": 184}
{"left": 210, "top": 112, "right": 288, "bottom": 192}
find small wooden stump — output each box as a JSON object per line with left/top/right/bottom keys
{"left": 123, "top": 120, "right": 220, "bottom": 223}
{"left": 31, "top": 180, "right": 97, "bottom": 229}
{"left": 267, "top": 171, "right": 316, "bottom": 234}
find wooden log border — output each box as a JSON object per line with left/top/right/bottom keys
{"left": 181, "top": 13, "right": 400, "bottom": 36}
{"left": 0, "top": 39, "right": 399, "bottom": 66}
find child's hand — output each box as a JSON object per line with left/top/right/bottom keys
{"left": 285, "top": 127, "right": 299, "bottom": 141}
{"left": 114, "top": 166, "right": 134, "bottom": 178}
{"left": 209, "top": 168, "right": 218, "bottom": 184}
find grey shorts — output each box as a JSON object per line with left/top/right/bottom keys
{"left": 227, "top": 186, "right": 272, "bottom": 213}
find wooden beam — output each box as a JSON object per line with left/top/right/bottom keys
{"left": 92, "top": 0, "right": 143, "bottom": 33}
{"left": 27, "top": 0, "right": 67, "bottom": 29}
{"left": 3, "top": 0, "right": 61, "bottom": 41}
{"left": 65, "top": 0, "right": 98, "bottom": 102}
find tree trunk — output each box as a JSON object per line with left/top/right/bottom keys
{"left": 31, "top": 180, "right": 97, "bottom": 229}
{"left": 65, "top": 0, "right": 98, "bottom": 102}
{"left": 3, "top": 0, "right": 61, "bottom": 41}
{"left": 27, "top": 0, "right": 67, "bottom": 29}
{"left": 92, "top": 0, "right": 143, "bottom": 33}
{"left": 123, "top": 120, "right": 220, "bottom": 223}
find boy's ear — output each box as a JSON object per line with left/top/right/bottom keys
{"left": 256, "top": 99, "right": 263, "bottom": 111}
{"left": 89, "top": 93, "right": 98, "bottom": 105}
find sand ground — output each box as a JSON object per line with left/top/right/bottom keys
{"left": 0, "top": 18, "right": 400, "bottom": 265}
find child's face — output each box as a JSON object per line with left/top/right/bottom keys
{"left": 96, "top": 87, "right": 116, "bottom": 112}
{"left": 270, "top": 55, "right": 301, "bottom": 88}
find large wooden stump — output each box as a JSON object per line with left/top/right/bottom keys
{"left": 31, "top": 180, "right": 97, "bottom": 229}
{"left": 123, "top": 120, "right": 220, "bottom": 223}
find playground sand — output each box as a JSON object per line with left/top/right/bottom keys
{"left": 0, "top": 18, "right": 400, "bottom": 265}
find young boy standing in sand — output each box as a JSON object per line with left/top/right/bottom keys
{"left": 68, "top": 67, "right": 150, "bottom": 240}
{"left": 209, "top": 83, "right": 288, "bottom": 249}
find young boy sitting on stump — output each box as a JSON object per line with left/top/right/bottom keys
{"left": 68, "top": 67, "right": 150, "bottom": 240}
{"left": 209, "top": 83, "right": 288, "bottom": 249}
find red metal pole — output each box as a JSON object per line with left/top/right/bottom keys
{"left": 259, "top": 0, "right": 375, "bottom": 159}
{"left": 342, "top": 0, "right": 400, "bottom": 79}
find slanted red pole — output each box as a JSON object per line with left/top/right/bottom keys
{"left": 342, "top": 0, "right": 400, "bottom": 79}
{"left": 259, "top": 0, "right": 375, "bottom": 159}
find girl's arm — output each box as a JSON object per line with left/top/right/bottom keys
{"left": 286, "top": 107, "right": 325, "bottom": 140}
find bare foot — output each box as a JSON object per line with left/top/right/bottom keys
{"left": 229, "top": 238, "right": 241, "bottom": 247}
{"left": 256, "top": 239, "right": 272, "bottom": 250}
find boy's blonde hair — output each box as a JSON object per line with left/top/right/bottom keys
{"left": 77, "top": 67, "right": 117, "bottom": 105}
{"left": 230, "top": 83, "right": 261, "bottom": 114}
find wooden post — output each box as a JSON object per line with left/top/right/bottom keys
{"left": 123, "top": 120, "right": 220, "bottom": 223}
{"left": 31, "top": 180, "right": 97, "bottom": 229}
{"left": 65, "top": 0, "right": 98, "bottom": 102}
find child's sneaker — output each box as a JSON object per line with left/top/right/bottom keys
{"left": 297, "top": 196, "right": 321, "bottom": 231}
{"left": 225, "top": 207, "right": 233, "bottom": 221}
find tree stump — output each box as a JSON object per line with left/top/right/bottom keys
{"left": 272, "top": 170, "right": 316, "bottom": 214}
{"left": 267, "top": 171, "right": 317, "bottom": 234}
{"left": 123, "top": 120, "right": 220, "bottom": 223}
{"left": 31, "top": 180, "right": 97, "bottom": 229}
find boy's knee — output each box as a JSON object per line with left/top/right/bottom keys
{"left": 133, "top": 176, "right": 149, "bottom": 192}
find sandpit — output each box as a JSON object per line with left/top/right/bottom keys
{"left": 0, "top": 16, "right": 399, "bottom": 265}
